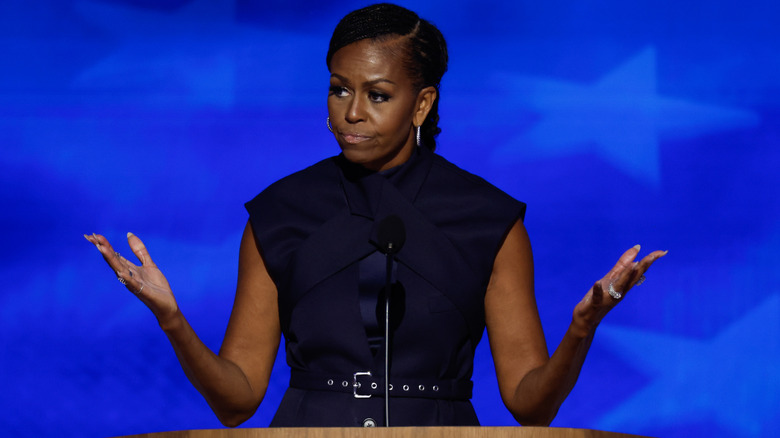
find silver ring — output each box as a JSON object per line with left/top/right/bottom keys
{"left": 635, "top": 275, "right": 646, "bottom": 286}
{"left": 136, "top": 285, "right": 144, "bottom": 294}
{"left": 117, "top": 276, "right": 126, "bottom": 285}
{"left": 114, "top": 251, "right": 121, "bottom": 258}
{"left": 607, "top": 283, "right": 622, "bottom": 300}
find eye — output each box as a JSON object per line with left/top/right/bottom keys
{"left": 368, "top": 91, "right": 390, "bottom": 103}
{"left": 329, "top": 85, "right": 349, "bottom": 97}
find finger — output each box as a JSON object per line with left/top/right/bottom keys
{"left": 612, "top": 259, "right": 638, "bottom": 293}
{"left": 637, "top": 250, "right": 667, "bottom": 272}
{"left": 118, "top": 266, "right": 146, "bottom": 296}
{"left": 84, "top": 234, "right": 97, "bottom": 245}
{"left": 84, "top": 232, "right": 106, "bottom": 248}
{"left": 127, "top": 232, "right": 155, "bottom": 267}
{"left": 591, "top": 281, "right": 604, "bottom": 307}
{"left": 607, "top": 245, "right": 653, "bottom": 297}
{"left": 87, "top": 233, "right": 119, "bottom": 263}
{"left": 86, "top": 233, "right": 137, "bottom": 277}
{"left": 110, "top": 251, "right": 146, "bottom": 296}
{"left": 628, "top": 249, "right": 668, "bottom": 286}
{"left": 85, "top": 234, "right": 147, "bottom": 296}
{"left": 605, "top": 245, "right": 641, "bottom": 282}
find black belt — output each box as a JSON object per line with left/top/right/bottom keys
{"left": 290, "top": 370, "right": 473, "bottom": 400}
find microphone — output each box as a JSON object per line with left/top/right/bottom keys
{"left": 376, "top": 214, "right": 405, "bottom": 427}
{"left": 377, "top": 214, "right": 406, "bottom": 255}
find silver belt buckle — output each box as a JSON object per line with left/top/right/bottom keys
{"left": 353, "top": 371, "right": 372, "bottom": 398}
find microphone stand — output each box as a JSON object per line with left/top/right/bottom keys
{"left": 384, "top": 244, "right": 394, "bottom": 427}
{"left": 376, "top": 214, "right": 404, "bottom": 427}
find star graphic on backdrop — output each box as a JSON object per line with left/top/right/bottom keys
{"left": 595, "top": 294, "right": 780, "bottom": 436}
{"left": 491, "top": 47, "right": 759, "bottom": 185}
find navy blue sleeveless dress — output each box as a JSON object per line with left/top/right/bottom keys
{"left": 245, "top": 146, "right": 525, "bottom": 427}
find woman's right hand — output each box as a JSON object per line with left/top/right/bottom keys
{"left": 85, "top": 232, "right": 178, "bottom": 325}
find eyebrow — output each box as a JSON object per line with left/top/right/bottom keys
{"left": 330, "top": 73, "right": 396, "bottom": 87}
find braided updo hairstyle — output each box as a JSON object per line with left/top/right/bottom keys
{"left": 326, "top": 3, "right": 448, "bottom": 151}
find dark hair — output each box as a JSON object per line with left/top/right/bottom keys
{"left": 326, "top": 3, "right": 448, "bottom": 151}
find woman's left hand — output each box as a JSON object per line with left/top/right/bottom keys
{"left": 572, "top": 245, "right": 667, "bottom": 335}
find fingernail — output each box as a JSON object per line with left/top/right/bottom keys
{"left": 127, "top": 232, "right": 134, "bottom": 238}
{"left": 83, "top": 234, "right": 90, "bottom": 240}
{"left": 633, "top": 244, "right": 641, "bottom": 251}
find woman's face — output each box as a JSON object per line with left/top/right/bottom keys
{"left": 328, "top": 38, "right": 435, "bottom": 171}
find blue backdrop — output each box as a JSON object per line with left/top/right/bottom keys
{"left": 1, "top": 1, "right": 778, "bottom": 437}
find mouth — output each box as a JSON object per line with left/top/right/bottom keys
{"left": 339, "top": 131, "right": 372, "bottom": 144}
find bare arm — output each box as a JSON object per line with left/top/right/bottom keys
{"left": 485, "top": 221, "right": 665, "bottom": 425}
{"left": 85, "top": 220, "right": 280, "bottom": 427}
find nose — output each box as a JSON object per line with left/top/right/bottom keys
{"left": 345, "top": 95, "right": 365, "bottom": 124}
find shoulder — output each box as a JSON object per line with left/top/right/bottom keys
{"left": 416, "top": 151, "right": 527, "bottom": 285}
{"left": 243, "top": 156, "right": 346, "bottom": 277}
{"left": 245, "top": 156, "right": 341, "bottom": 215}
{"left": 424, "top": 152, "right": 527, "bottom": 220}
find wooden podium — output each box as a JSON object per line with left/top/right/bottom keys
{"left": 118, "top": 427, "right": 650, "bottom": 438}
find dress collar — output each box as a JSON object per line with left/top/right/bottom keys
{"left": 336, "top": 147, "right": 433, "bottom": 219}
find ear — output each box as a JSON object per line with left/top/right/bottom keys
{"left": 412, "top": 86, "right": 438, "bottom": 127}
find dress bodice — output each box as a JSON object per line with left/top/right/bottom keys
{"left": 245, "top": 147, "right": 525, "bottom": 426}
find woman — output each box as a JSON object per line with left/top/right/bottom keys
{"left": 85, "top": 3, "right": 665, "bottom": 428}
